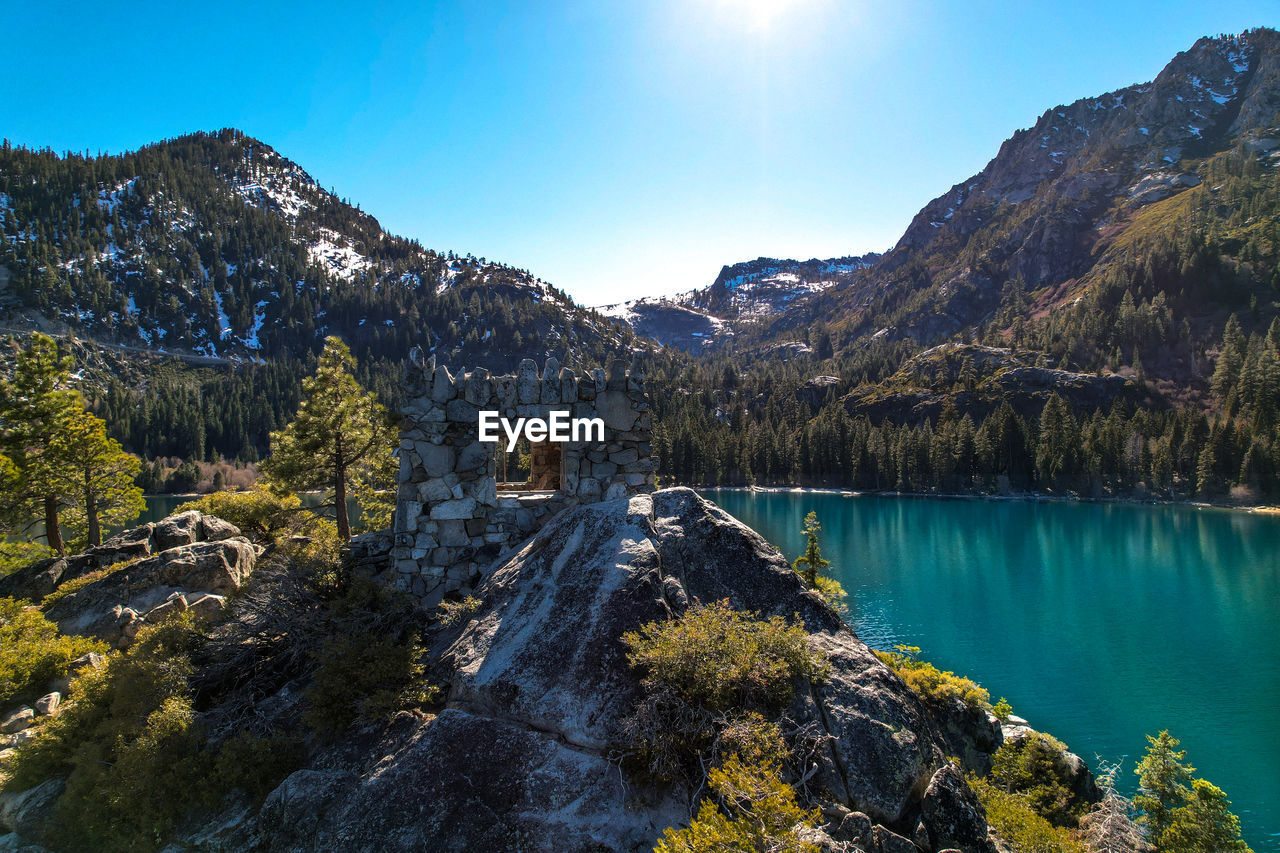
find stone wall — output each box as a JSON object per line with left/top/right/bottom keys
{"left": 390, "top": 350, "right": 654, "bottom": 603}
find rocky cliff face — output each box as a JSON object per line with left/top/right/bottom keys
{"left": 842, "top": 343, "right": 1150, "bottom": 425}
{"left": 670, "top": 29, "right": 1280, "bottom": 371}
{"left": 598, "top": 255, "right": 877, "bottom": 354}
{"left": 199, "top": 489, "right": 1001, "bottom": 852}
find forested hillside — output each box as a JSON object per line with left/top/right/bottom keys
{"left": 648, "top": 29, "right": 1280, "bottom": 502}
{"left": 6, "top": 31, "right": 1280, "bottom": 504}
{"left": 0, "top": 129, "right": 638, "bottom": 370}
{"left": 0, "top": 130, "right": 648, "bottom": 481}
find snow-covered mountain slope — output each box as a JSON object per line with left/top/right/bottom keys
{"left": 0, "top": 129, "right": 639, "bottom": 370}
{"left": 597, "top": 254, "right": 877, "bottom": 354}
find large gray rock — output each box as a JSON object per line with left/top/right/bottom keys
{"left": 233, "top": 488, "right": 992, "bottom": 851}
{"left": 44, "top": 538, "right": 256, "bottom": 645}
{"left": 920, "top": 764, "right": 994, "bottom": 853}
{"left": 152, "top": 511, "right": 205, "bottom": 551}
{"left": 0, "top": 709, "right": 32, "bottom": 735}
{"left": 0, "top": 511, "right": 243, "bottom": 604}
{"left": 0, "top": 779, "right": 63, "bottom": 847}
{"left": 242, "top": 710, "right": 684, "bottom": 853}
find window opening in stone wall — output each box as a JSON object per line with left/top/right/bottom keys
{"left": 497, "top": 435, "right": 532, "bottom": 491}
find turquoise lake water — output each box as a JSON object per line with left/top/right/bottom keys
{"left": 699, "top": 489, "right": 1280, "bottom": 852}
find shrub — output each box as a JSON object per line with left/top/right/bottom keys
{"left": 6, "top": 614, "right": 205, "bottom": 792}
{"left": 437, "top": 595, "right": 481, "bottom": 627}
{"left": 303, "top": 581, "right": 439, "bottom": 734}
{"left": 991, "top": 732, "right": 1085, "bottom": 826}
{"left": 0, "top": 597, "right": 106, "bottom": 707}
{"left": 7, "top": 614, "right": 304, "bottom": 852}
{"left": 873, "top": 645, "right": 991, "bottom": 712}
{"left": 278, "top": 519, "right": 349, "bottom": 594}
{"left": 6, "top": 616, "right": 209, "bottom": 851}
{"left": 813, "top": 576, "right": 849, "bottom": 617}
{"left": 304, "top": 630, "right": 436, "bottom": 734}
{"left": 619, "top": 601, "right": 829, "bottom": 784}
{"left": 0, "top": 542, "right": 52, "bottom": 578}
{"left": 656, "top": 717, "right": 822, "bottom": 853}
{"left": 210, "top": 731, "right": 306, "bottom": 801}
{"left": 178, "top": 486, "right": 302, "bottom": 541}
{"left": 623, "top": 600, "right": 829, "bottom": 715}
{"left": 969, "top": 775, "right": 1087, "bottom": 853}
{"left": 993, "top": 697, "right": 1013, "bottom": 721}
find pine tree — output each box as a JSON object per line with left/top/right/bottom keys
{"left": 0, "top": 334, "right": 85, "bottom": 554}
{"left": 1161, "top": 779, "right": 1252, "bottom": 853}
{"left": 792, "top": 511, "right": 830, "bottom": 588}
{"left": 55, "top": 411, "right": 145, "bottom": 548}
{"left": 1135, "top": 730, "right": 1194, "bottom": 843}
{"left": 261, "top": 336, "right": 389, "bottom": 540}
{"left": 1211, "top": 315, "right": 1246, "bottom": 401}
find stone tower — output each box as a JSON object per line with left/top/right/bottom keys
{"left": 390, "top": 350, "right": 654, "bottom": 603}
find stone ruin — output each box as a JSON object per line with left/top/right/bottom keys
{"left": 386, "top": 350, "right": 655, "bottom": 603}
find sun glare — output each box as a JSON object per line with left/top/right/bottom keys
{"left": 709, "top": 0, "right": 814, "bottom": 33}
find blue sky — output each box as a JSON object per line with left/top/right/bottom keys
{"left": 4, "top": 1, "right": 1276, "bottom": 305}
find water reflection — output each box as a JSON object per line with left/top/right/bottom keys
{"left": 701, "top": 490, "right": 1280, "bottom": 851}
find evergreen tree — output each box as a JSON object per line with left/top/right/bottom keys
{"left": 55, "top": 411, "right": 145, "bottom": 548}
{"left": 1135, "top": 730, "right": 1194, "bottom": 843}
{"left": 792, "top": 511, "right": 830, "bottom": 588}
{"left": 1161, "top": 779, "right": 1252, "bottom": 853}
{"left": 791, "top": 510, "right": 848, "bottom": 615}
{"left": 261, "top": 336, "right": 389, "bottom": 540}
{"left": 0, "top": 334, "right": 85, "bottom": 554}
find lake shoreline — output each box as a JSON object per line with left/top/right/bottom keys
{"left": 711, "top": 489, "right": 1280, "bottom": 850}
{"left": 693, "top": 485, "right": 1280, "bottom": 515}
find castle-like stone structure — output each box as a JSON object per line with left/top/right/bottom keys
{"left": 389, "top": 350, "right": 654, "bottom": 602}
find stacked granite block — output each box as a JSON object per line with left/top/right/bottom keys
{"left": 390, "top": 350, "right": 655, "bottom": 603}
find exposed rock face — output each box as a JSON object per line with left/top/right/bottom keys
{"left": 0, "top": 510, "right": 245, "bottom": 605}
{"left": 920, "top": 765, "right": 991, "bottom": 853}
{"left": 43, "top": 538, "right": 255, "bottom": 647}
{"left": 598, "top": 255, "right": 879, "bottom": 354}
{"left": 842, "top": 343, "right": 1146, "bottom": 426}
{"left": 0, "top": 779, "right": 63, "bottom": 849}
{"left": 3, "top": 512, "right": 259, "bottom": 649}
{"left": 223, "top": 488, "right": 996, "bottom": 852}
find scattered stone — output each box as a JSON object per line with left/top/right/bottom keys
{"left": 0, "top": 709, "right": 33, "bottom": 735}
{"left": 144, "top": 594, "right": 188, "bottom": 623}
{"left": 33, "top": 694, "right": 60, "bottom": 718}
{"left": 200, "top": 515, "right": 242, "bottom": 542}
{"left": 0, "top": 730, "right": 37, "bottom": 749}
{"left": 187, "top": 593, "right": 228, "bottom": 617}
{"left": 43, "top": 536, "right": 255, "bottom": 646}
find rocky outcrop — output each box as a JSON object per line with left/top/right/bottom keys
{"left": 1001, "top": 722, "right": 1101, "bottom": 806}
{"left": 218, "top": 488, "right": 996, "bottom": 852}
{"left": 0, "top": 510, "right": 244, "bottom": 605}
{"left": 17, "top": 512, "right": 257, "bottom": 648}
{"left": 0, "top": 779, "right": 62, "bottom": 850}
{"left": 842, "top": 343, "right": 1148, "bottom": 426}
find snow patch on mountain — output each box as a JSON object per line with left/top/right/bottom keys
{"left": 308, "top": 228, "right": 373, "bottom": 280}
